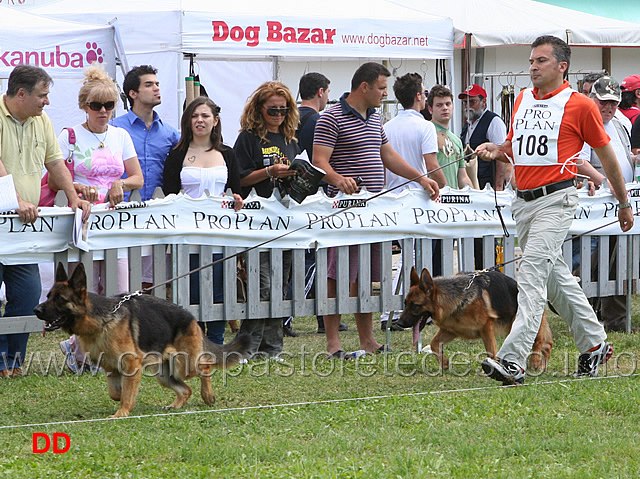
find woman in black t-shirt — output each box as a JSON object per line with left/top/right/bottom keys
{"left": 233, "top": 82, "right": 300, "bottom": 356}
{"left": 234, "top": 82, "right": 300, "bottom": 198}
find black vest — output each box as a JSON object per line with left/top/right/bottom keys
{"left": 461, "top": 110, "right": 499, "bottom": 189}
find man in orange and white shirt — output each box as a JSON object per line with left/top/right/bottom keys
{"left": 476, "top": 35, "right": 633, "bottom": 385}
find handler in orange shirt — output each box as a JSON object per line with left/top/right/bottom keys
{"left": 477, "top": 35, "right": 633, "bottom": 385}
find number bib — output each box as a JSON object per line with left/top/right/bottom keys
{"left": 512, "top": 88, "right": 573, "bottom": 166}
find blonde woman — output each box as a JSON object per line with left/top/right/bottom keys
{"left": 53, "top": 65, "right": 143, "bottom": 372}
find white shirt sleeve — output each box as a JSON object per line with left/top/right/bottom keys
{"left": 486, "top": 116, "right": 507, "bottom": 146}
{"left": 421, "top": 121, "right": 438, "bottom": 155}
{"left": 578, "top": 142, "right": 591, "bottom": 163}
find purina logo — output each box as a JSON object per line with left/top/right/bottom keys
{"left": 439, "top": 194, "right": 471, "bottom": 204}
{"left": 0, "top": 42, "right": 104, "bottom": 69}
{"left": 332, "top": 199, "right": 367, "bottom": 208}
{"left": 221, "top": 200, "right": 262, "bottom": 210}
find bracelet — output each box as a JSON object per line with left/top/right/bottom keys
{"left": 618, "top": 201, "right": 631, "bottom": 209}
{"left": 266, "top": 166, "right": 273, "bottom": 179}
{"left": 121, "top": 179, "right": 126, "bottom": 191}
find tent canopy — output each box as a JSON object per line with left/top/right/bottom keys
{"left": 0, "top": 6, "right": 116, "bottom": 79}
{"left": 391, "top": 0, "right": 640, "bottom": 48}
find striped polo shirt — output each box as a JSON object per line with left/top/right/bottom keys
{"left": 314, "top": 92, "right": 388, "bottom": 196}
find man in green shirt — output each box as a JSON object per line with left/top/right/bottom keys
{"left": 0, "top": 65, "right": 90, "bottom": 378}
{"left": 427, "top": 85, "right": 473, "bottom": 189}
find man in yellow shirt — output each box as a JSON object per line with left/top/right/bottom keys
{"left": 0, "top": 64, "right": 90, "bottom": 378}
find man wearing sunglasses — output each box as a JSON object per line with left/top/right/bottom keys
{"left": 0, "top": 65, "right": 91, "bottom": 378}
{"left": 459, "top": 84, "right": 508, "bottom": 191}
{"left": 112, "top": 65, "right": 179, "bottom": 290}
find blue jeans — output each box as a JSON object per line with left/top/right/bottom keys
{"left": 189, "top": 253, "right": 225, "bottom": 345}
{"left": 0, "top": 263, "right": 41, "bottom": 371}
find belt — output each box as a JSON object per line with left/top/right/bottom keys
{"left": 516, "top": 179, "right": 576, "bottom": 202}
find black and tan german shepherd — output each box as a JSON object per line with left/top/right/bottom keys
{"left": 396, "top": 267, "right": 553, "bottom": 371}
{"left": 34, "top": 263, "right": 250, "bottom": 418}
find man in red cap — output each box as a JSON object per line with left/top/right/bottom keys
{"left": 459, "top": 84, "right": 508, "bottom": 190}
{"left": 619, "top": 74, "right": 640, "bottom": 125}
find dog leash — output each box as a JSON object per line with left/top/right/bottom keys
{"left": 462, "top": 199, "right": 640, "bottom": 291}
{"left": 125, "top": 152, "right": 478, "bottom": 304}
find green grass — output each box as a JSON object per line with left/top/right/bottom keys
{"left": 2, "top": 308, "right": 640, "bottom": 478}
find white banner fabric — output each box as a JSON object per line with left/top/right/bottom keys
{"left": 0, "top": 8, "right": 116, "bottom": 79}
{"left": 1, "top": 185, "right": 639, "bottom": 265}
{"left": 181, "top": 13, "right": 454, "bottom": 60}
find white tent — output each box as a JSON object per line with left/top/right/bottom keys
{"left": 19, "top": 0, "right": 182, "bottom": 133}
{"left": 20, "top": 0, "right": 455, "bottom": 142}
{"left": 391, "top": 0, "right": 640, "bottom": 47}
{"left": 181, "top": 1, "right": 454, "bottom": 142}
{"left": 0, "top": 7, "right": 116, "bottom": 132}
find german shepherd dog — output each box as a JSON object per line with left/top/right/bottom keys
{"left": 34, "top": 263, "right": 250, "bottom": 418}
{"left": 396, "top": 267, "right": 553, "bottom": 371}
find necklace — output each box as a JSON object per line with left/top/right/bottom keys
{"left": 85, "top": 123, "right": 108, "bottom": 148}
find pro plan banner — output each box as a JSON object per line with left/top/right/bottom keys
{"left": 181, "top": 13, "right": 454, "bottom": 59}
{"left": 0, "top": 9, "right": 116, "bottom": 79}
{"left": 0, "top": 208, "right": 74, "bottom": 265}
{"left": 1, "top": 186, "right": 639, "bottom": 265}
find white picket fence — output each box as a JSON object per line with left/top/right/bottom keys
{"left": 1, "top": 189, "right": 638, "bottom": 335}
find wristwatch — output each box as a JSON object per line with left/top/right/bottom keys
{"left": 618, "top": 201, "right": 631, "bottom": 209}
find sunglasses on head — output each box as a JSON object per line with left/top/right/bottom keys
{"left": 87, "top": 101, "right": 115, "bottom": 111}
{"left": 265, "top": 106, "right": 290, "bottom": 117}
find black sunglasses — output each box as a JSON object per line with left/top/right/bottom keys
{"left": 87, "top": 101, "right": 115, "bottom": 111}
{"left": 265, "top": 106, "right": 290, "bottom": 117}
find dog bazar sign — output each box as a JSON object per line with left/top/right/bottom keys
{"left": 181, "top": 13, "right": 453, "bottom": 59}
{"left": 1, "top": 186, "right": 638, "bottom": 264}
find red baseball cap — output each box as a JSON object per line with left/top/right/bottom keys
{"left": 621, "top": 75, "right": 640, "bottom": 92}
{"left": 458, "top": 84, "right": 487, "bottom": 99}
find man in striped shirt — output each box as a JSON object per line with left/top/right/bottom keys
{"left": 313, "top": 62, "right": 439, "bottom": 358}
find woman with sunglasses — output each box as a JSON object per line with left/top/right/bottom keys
{"left": 52, "top": 65, "right": 144, "bottom": 373}
{"left": 233, "top": 81, "right": 300, "bottom": 359}
{"left": 50, "top": 65, "right": 144, "bottom": 205}
{"left": 163, "top": 96, "right": 243, "bottom": 345}
{"left": 234, "top": 81, "right": 300, "bottom": 198}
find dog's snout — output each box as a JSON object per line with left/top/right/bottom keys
{"left": 33, "top": 303, "right": 44, "bottom": 317}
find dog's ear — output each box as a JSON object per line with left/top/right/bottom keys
{"left": 55, "top": 262, "right": 69, "bottom": 283}
{"left": 419, "top": 268, "right": 434, "bottom": 293}
{"left": 69, "top": 263, "right": 88, "bottom": 291}
{"left": 410, "top": 267, "right": 421, "bottom": 287}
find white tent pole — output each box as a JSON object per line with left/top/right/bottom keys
{"left": 178, "top": 11, "right": 185, "bottom": 122}
{"left": 109, "top": 17, "right": 129, "bottom": 76}
{"left": 449, "top": 51, "right": 459, "bottom": 136}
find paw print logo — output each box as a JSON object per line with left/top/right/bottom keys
{"left": 85, "top": 42, "right": 104, "bottom": 64}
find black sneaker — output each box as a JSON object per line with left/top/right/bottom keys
{"left": 574, "top": 342, "right": 612, "bottom": 377}
{"left": 482, "top": 357, "right": 525, "bottom": 385}
{"left": 381, "top": 320, "right": 405, "bottom": 331}
{"left": 283, "top": 324, "right": 299, "bottom": 337}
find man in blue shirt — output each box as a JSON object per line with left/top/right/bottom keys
{"left": 112, "top": 65, "right": 179, "bottom": 288}
{"left": 112, "top": 65, "right": 179, "bottom": 202}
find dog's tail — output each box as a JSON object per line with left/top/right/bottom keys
{"left": 202, "top": 333, "right": 251, "bottom": 369}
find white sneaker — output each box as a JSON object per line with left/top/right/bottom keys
{"left": 574, "top": 342, "right": 612, "bottom": 377}
{"left": 59, "top": 340, "right": 81, "bottom": 375}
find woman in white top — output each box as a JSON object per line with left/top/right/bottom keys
{"left": 163, "top": 96, "right": 243, "bottom": 344}
{"left": 53, "top": 65, "right": 144, "bottom": 373}
{"left": 52, "top": 65, "right": 144, "bottom": 206}
{"left": 51, "top": 65, "right": 144, "bottom": 297}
